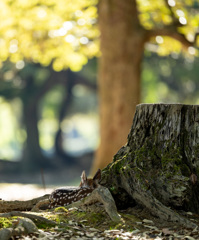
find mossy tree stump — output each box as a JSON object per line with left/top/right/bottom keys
{"left": 101, "top": 103, "right": 199, "bottom": 226}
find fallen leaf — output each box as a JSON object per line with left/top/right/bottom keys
{"left": 162, "top": 228, "right": 174, "bottom": 235}
{"left": 142, "top": 219, "right": 154, "bottom": 224}
{"left": 86, "top": 232, "right": 96, "bottom": 237}
{"left": 184, "top": 236, "right": 196, "bottom": 240}
{"left": 144, "top": 225, "right": 159, "bottom": 230}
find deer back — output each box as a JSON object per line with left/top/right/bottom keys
{"left": 49, "top": 169, "right": 101, "bottom": 208}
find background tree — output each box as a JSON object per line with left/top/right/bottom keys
{"left": 91, "top": 0, "right": 199, "bottom": 172}
{"left": 0, "top": 62, "right": 97, "bottom": 172}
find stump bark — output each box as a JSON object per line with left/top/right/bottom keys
{"left": 101, "top": 103, "right": 199, "bottom": 226}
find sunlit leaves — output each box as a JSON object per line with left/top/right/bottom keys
{"left": 0, "top": 0, "right": 199, "bottom": 67}
{"left": 137, "top": 0, "right": 172, "bottom": 28}
{"left": 157, "top": 37, "right": 182, "bottom": 55}
{"left": 0, "top": 0, "right": 99, "bottom": 71}
{"left": 138, "top": 0, "right": 199, "bottom": 56}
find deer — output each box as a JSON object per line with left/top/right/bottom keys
{"left": 48, "top": 169, "right": 101, "bottom": 208}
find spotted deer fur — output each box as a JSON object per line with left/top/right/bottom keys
{"left": 49, "top": 169, "right": 101, "bottom": 208}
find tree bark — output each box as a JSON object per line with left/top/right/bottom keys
{"left": 101, "top": 103, "right": 199, "bottom": 226}
{"left": 91, "top": 0, "right": 147, "bottom": 173}
{"left": 22, "top": 76, "right": 47, "bottom": 171}
{"left": 21, "top": 73, "right": 56, "bottom": 171}
{"left": 54, "top": 71, "right": 74, "bottom": 163}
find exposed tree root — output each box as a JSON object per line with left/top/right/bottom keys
{"left": 68, "top": 186, "right": 121, "bottom": 222}
{"left": 0, "top": 194, "right": 49, "bottom": 212}
{"left": 120, "top": 169, "right": 198, "bottom": 229}
{"left": 31, "top": 199, "right": 50, "bottom": 212}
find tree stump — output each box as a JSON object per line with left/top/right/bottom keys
{"left": 101, "top": 103, "right": 199, "bottom": 227}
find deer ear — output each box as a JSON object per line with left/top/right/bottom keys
{"left": 93, "top": 169, "right": 101, "bottom": 182}
{"left": 81, "top": 170, "right": 87, "bottom": 184}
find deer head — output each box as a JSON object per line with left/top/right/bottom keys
{"left": 49, "top": 169, "right": 101, "bottom": 208}
{"left": 79, "top": 169, "right": 101, "bottom": 188}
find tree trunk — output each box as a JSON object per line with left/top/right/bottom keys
{"left": 101, "top": 104, "right": 199, "bottom": 226}
{"left": 54, "top": 71, "right": 74, "bottom": 163}
{"left": 21, "top": 72, "right": 57, "bottom": 171}
{"left": 22, "top": 95, "right": 48, "bottom": 171}
{"left": 91, "top": 0, "right": 146, "bottom": 173}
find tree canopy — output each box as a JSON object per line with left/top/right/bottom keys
{"left": 0, "top": 0, "right": 198, "bottom": 73}
{"left": 0, "top": 0, "right": 99, "bottom": 71}
{"left": 137, "top": 0, "right": 199, "bottom": 55}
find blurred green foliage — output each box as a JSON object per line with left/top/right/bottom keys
{"left": 0, "top": 60, "right": 98, "bottom": 161}
{"left": 142, "top": 52, "right": 199, "bottom": 104}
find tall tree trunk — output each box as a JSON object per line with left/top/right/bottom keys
{"left": 91, "top": 0, "right": 146, "bottom": 173}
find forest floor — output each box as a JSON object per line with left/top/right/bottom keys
{"left": 0, "top": 202, "right": 199, "bottom": 239}
{"left": 35, "top": 206, "right": 199, "bottom": 240}
{"left": 0, "top": 185, "right": 199, "bottom": 239}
